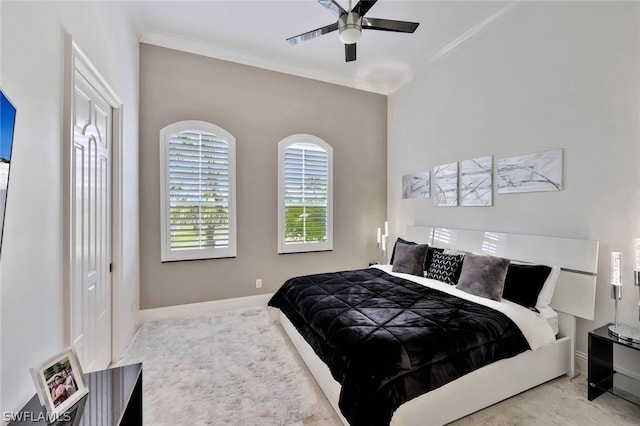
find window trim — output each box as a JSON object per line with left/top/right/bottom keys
{"left": 159, "top": 120, "right": 236, "bottom": 262}
{"left": 278, "top": 134, "right": 333, "bottom": 254}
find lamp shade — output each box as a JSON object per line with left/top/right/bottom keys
{"left": 634, "top": 238, "right": 640, "bottom": 271}
{"left": 611, "top": 251, "right": 622, "bottom": 286}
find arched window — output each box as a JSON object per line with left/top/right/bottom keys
{"left": 159, "top": 120, "right": 236, "bottom": 261}
{"left": 278, "top": 134, "right": 333, "bottom": 254}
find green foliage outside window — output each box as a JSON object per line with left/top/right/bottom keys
{"left": 284, "top": 205, "right": 327, "bottom": 243}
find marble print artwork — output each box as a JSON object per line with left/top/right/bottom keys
{"left": 497, "top": 149, "right": 563, "bottom": 194}
{"left": 402, "top": 172, "right": 430, "bottom": 199}
{"left": 433, "top": 162, "right": 458, "bottom": 207}
{"left": 460, "top": 156, "right": 493, "bottom": 206}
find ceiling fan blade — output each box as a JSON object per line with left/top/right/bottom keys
{"left": 345, "top": 43, "right": 356, "bottom": 62}
{"left": 362, "top": 17, "right": 420, "bottom": 33}
{"left": 287, "top": 22, "right": 339, "bottom": 45}
{"left": 316, "top": 0, "right": 347, "bottom": 18}
{"left": 353, "top": 0, "right": 377, "bottom": 17}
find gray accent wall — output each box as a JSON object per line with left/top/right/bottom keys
{"left": 387, "top": 2, "right": 640, "bottom": 371}
{"left": 139, "top": 44, "right": 387, "bottom": 309}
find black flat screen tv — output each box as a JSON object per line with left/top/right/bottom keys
{"left": 0, "top": 88, "right": 16, "bottom": 255}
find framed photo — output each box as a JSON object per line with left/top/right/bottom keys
{"left": 30, "top": 348, "right": 88, "bottom": 417}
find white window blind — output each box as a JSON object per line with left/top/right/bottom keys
{"left": 160, "top": 121, "right": 236, "bottom": 261}
{"left": 278, "top": 135, "right": 333, "bottom": 253}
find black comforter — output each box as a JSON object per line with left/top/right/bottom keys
{"left": 268, "top": 268, "right": 529, "bottom": 426}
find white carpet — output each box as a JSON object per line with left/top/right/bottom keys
{"left": 118, "top": 307, "right": 640, "bottom": 426}
{"left": 117, "top": 307, "right": 336, "bottom": 426}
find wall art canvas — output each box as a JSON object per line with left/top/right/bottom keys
{"left": 433, "top": 162, "right": 458, "bottom": 207}
{"left": 402, "top": 172, "right": 430, "bottom": 199}
{"left": 497, "top": 149, "right": 563, "bottom": 194}
{"left": 0, "top": 89, "right": 16, "bottom": 255}
{"left": 460, "top": 156, "right": 493, "bottom": 206}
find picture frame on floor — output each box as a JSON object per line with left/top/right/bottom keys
{"left": 30, "top": 347, "right": 88, "bottom": 420}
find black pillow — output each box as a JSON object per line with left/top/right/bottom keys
{"left": 426, "top": 251, "right": 464, "bottom": 284}
{"left": 392, "top": 243, "right": 429, "bottom": 276}
{"left": 502, "top": 263, "right": 552, "bottom": 309}
{"left": 389, "top": 238, "right": 416, "bottom": 264}
{"left": 426, "top": 247, "right": 445, "bottom": 271}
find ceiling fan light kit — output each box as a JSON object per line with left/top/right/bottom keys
{"left": 287, "top": 0, "right": 420, "bottom": 63}
{"left": 338, "top": 12, "right": 362, "bottom": 44}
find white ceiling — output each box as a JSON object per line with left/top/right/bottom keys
{"left": 127, "top": 1, "right": 517, "bottom": 95}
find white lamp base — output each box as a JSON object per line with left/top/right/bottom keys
{"left": 608, "top": 323, "right": 640, "bottom": 344}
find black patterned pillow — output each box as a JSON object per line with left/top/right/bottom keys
{"left": 425, "top": 247, "right": 445, "bottom": 271}
{"left": 426, "top": 251, "right": 464, "bottom": 284}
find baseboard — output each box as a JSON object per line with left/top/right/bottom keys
{"left": 575, "top": 350, "right": 587, "bottom": 376}
{"left": 139, "top": 293, "right": 274, "bottom": 323}
{"left": 574, "top": 349, "right": 640, "bottom": 380}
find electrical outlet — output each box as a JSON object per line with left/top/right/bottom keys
{"left": 256, "top": 279, "right": 263, "bottom": 289}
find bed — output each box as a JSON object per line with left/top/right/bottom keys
{"left": 268, "top": 226, "right": 599, "bottom": 425}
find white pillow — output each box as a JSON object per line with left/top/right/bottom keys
{"left": 535, "top": 265, "right": 561, "bottom": 309}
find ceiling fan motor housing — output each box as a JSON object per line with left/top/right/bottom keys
{"left": 338, "top": 12, "right": 362, "bottom": 44}
{"left": 285, "top": 1, "right": 420, "bottom": 62}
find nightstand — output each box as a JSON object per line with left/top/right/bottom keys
{"left": 588, "top": 324, "right": 640, "bottom": 406}
{"left": 9, "top": 363, "right": 142, "bottom": 425}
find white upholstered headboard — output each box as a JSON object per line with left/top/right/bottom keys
{"left": 405, "top": 225, "right": 599, "bottom": 321}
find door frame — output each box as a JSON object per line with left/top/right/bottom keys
{"left": 62, "top": 34, "right": 125, "bottom": 365}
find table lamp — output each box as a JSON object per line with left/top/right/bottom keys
{"left": 608, "top": 250, "right": 640, "bottom": 343}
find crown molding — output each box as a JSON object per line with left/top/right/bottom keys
{"left": 139, "top": 30, "right": 392, "bottom": 95}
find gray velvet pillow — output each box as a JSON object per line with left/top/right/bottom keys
{"left": 392, "top": 243, "right": 429, "bottom": 276}
{"left": 455, "top": 253, "right": 510, "bottom": 301}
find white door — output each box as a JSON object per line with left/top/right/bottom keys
{"left": 71, "top": 67, "right": 112, "bottom": 372}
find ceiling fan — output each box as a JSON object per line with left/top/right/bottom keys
{"left": 286, "top": 0, "right": 420, "bottom": 62}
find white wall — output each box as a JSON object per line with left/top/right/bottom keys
{"left": 0, "top": 1, "right": 140, "bottom": 416}
{"left": 388, "top": 1, "right": 640, "bottom": 371}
